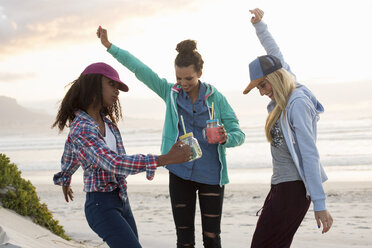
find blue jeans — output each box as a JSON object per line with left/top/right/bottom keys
{"left": 84, "top": 189, "right": 141, "bottom": 248}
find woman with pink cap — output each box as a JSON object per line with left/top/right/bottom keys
{"left": 53, "top": 62, "right": 192, "bottom": 248}
{"left": 245, "top": 8, "right": 333, "bottom": 248}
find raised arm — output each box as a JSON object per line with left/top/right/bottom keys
{"left": 250, "top": 8, "right": 294, "bottom": 76}
{"left": 97, "top": 27, "right": 172, "bottom": 100}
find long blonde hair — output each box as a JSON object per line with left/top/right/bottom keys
{"left": 265, "top": 68, "right": 296, "bottom": 143}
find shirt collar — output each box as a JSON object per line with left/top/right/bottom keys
{"left": 75, "top": 110, "right": 111, "bottom": 126}
{"left": 179, "top": 81, "right": 206, "bottom": 101}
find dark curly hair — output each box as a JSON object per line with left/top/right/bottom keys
{"left": 52, "top": 74, "right": 122, "bottom": 131}
{"left": 175, "top": 39, "right": 204, "bottom": 73}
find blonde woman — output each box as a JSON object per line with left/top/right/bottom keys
{"left": 244, "top": 8, "right": 333, "bottom": 248}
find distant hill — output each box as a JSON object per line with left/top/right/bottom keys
{"left": 1, "top": 80, "right": 371, "bottom": 135}
{"left": 0, "top": 96, "right": 55, "bottom": 135}
{"left": 0, "top": 96, "right": 164, "bottom": 136}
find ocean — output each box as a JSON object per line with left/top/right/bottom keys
{"left": 1, "top": 119, "right": 371, "bottom": 172}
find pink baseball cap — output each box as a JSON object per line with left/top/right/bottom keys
{"left": 81, "top": 62, "right": 129, "bottom": 92}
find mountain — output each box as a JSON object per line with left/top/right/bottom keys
{"left": 1, "top": 79, "right": 371, "bottom": 135}
{"left": 0, "top": 96, "right": 55, "bottom": 135}
{"left": 0, "top": 96, "right": 164, "bottom": 136}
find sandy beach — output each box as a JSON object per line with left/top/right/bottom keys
{"left": 1, "top": 166, "right": 372, "bottom": 248}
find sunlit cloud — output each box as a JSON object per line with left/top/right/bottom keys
{"left": 0, "top": 72, "right": 37, "bottom": 83}
{"left": 0, "top": 0, "right": 196, "bottom": 60}
{"left": 0, "top": 0, "right": 371, "bottom": 103}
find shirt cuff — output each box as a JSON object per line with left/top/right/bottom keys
{"left": 145, "top": 155, "right": 158, "bottom": 180}
{"left": 53, "top": 172, "right": 72, "bottom": 187}
{"left": 313, "top": 199, "right": 326, "bottom": 211}
{"left": 107, "top": 43, "right": 119, "bottom": 56}
{"left": 253, "top": 20, "right": 267, "bottom": 33}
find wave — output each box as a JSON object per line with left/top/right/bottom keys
{"left": 1, "top": 119, "right": 371, "bottom": 171}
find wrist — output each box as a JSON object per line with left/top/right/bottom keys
{"left": 104, "top": 42, "right": 112, "bottom": 50}
{"left": 157, "top": 154, "right": 169, "bottom": 167}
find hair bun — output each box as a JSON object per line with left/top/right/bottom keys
{"left": 176, "top": 39, "right": 197, "bottom": 54}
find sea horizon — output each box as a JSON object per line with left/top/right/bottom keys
{"left": 1, "top": 117, "right": 371, "bottom": 172}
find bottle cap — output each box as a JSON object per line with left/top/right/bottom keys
{"left": 206, "top": 119, "right": 218, "bottom": 124}
{"left": 179, "top": 132, "right": 193, "bottom": 140}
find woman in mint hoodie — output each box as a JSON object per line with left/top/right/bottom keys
{"left": 97, "top": 27, "right": 245, "bottom": 248}
{"left": 244, "top": 9, "right": 333, "bottom": 248}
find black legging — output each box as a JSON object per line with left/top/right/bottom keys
{"left": 169, "top": 172, "right": 224, "bottom": 248}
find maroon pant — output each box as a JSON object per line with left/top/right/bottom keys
{"left": 251, "top": 180, "right": 311, "bottom": 248}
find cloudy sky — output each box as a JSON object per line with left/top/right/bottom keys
{"left": 1, "top": 0, "right": 372, "bottom": 106}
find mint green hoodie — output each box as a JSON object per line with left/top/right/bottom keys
{"left": 108, "top": 44, "right": 245, "bottom": 185}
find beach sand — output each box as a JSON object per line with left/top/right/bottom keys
{"left": 1, "top": 166, "right": 372, "bottom": 248}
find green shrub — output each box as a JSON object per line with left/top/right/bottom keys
{"left": 0, "top": 153, "right": 70, "bottom": 240}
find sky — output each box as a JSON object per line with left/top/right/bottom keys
{"left": 1, "top": 0, "right": 372, "bottom": 107}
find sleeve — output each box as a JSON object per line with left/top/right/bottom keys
{"left": 53, "top": 138, "right": 81, "bottom": 187}
{"left": 253, "top": 21, "right": 294, "bottom": 77}
{"left": 73, "top": 128, "right": 158, "bottom": 180}
{"left": 289, "top": 98, "right": 326, "bottom": 211}
{"left": 108, "top": 44, "right": 173, "bottom": 100}
{"left": 218, "top": 94, "right": 245, "bottom": 148}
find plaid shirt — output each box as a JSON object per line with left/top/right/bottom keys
{"left": 53, "top": 110, "right": 158, "bottom": 201}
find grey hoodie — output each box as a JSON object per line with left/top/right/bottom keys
{"left": 255, "top": 21, "right": 328, "bottom": 211}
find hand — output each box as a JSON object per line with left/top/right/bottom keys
{"left": 62, "top": 185, "right": 74, "bottom": 202}
{"left": 314, "top": 210, "right": 333, "bottom": 234}
{"left": 158, "top": 141, "right": 193, "bottom": 166}
{"left": 217, "top": 125, "right": 228, "bottom": 144}
{"left": 249, "top": 8, "right": 264, "bottom": 24}
{"left": 96, "top": 26, "right": 112, "bottom": 49}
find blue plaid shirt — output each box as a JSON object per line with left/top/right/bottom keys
{"left": 53, "top": 110, "right": 158, "bottom": 201}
